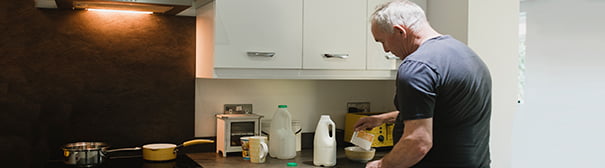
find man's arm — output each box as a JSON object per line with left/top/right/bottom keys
{"left": 367, "top": 118, "right": 433, "bottom": 168}
{"left": 354, "top": 111, "right": 399, "bottom": 131}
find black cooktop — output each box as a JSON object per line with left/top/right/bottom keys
{"left": 45, "top": 154, "right": 202, "bottom": 168}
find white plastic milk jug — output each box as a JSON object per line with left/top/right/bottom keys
{"left": 313, "top": 115, "right": 336, "bottom": 166}
{"left": 269, "top": 105, "right": 296, "bottom": 159}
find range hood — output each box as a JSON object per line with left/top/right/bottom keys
{"left": 35, "top": 0, "right": 199, "bottom": 16}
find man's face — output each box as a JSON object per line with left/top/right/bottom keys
{"left": 371, "top": 22, "right": 408, "bottom": 60}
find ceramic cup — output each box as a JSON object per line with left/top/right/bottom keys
{"left": 248, "top": 136, "right": 269, "bottom": 163}
{"left": 240, "top": 137, "right": 251, "bottom": 160}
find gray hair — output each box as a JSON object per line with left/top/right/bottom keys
{"left": 371, "top": 0, "right": 428, "bottom": 34}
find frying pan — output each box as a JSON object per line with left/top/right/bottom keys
{"left": 142, "top": 139, "right": 214, "bottom": 161}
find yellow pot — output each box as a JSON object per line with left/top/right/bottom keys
{"left": 142, "top": 139, "right": 214, "bottom": 161}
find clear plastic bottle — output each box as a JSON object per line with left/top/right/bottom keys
{"left": 269, "top": 105, "right": 296, "bottom": 159}
{"left": 313, "top": 115, "right": 336, "bottom": 166}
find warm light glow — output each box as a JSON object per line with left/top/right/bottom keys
{"left": 87, "top": 8, "right": 153, "bottom": 14}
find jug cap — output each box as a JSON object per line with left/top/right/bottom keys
{"left": 278, "top": 105, "right": 288, "bottom": 108}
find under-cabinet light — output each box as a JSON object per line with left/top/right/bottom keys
{"left": 87, "top": 8, "right": 153, "bottom": 14}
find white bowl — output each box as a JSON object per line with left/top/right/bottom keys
{"left": 344, "top": 146, "right": 376, "bottom": 163}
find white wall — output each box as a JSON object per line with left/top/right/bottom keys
{"left": 427, "top": 0, "right": 468, "bottom": 44}
{"left": 467, "top": 0, "right": 520, "bottom": 168}
{"left": 512, "top": 0, "right": 605, "bottom": 167}
{"left": 195, "top": 79, "right": 396, "bottom": 137}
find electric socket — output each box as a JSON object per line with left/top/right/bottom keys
{"left": 347, "top": 102, "right": 371, "bottom": 113}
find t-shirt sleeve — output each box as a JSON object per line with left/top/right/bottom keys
{"left": 396, "top": 60, "right": 438, "bottom": 120}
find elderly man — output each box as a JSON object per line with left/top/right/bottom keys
{"left": 354, "top": 1, "right": 492, "bottom": 167}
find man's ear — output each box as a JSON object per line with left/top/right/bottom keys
{"left": 393, "top": 25, "right": 407, "bottom": 38}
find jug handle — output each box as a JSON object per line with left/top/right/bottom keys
{"left": 330, "top": 121, "right": 336, "bottom": 139}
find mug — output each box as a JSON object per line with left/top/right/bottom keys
{"left": 240, "top": 137, "right": 250, "bottom": 160}
{"left": 248, "top": 136, "right": 269, "bottom": 163}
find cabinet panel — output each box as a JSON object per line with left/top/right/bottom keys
{"left": 214, "top": 0, "right": 303, "bottom": 69}
{"left": 303, "top": 0, "right": 367, "bottom": 70}
{"left": 366, "top": 0, "right": 398, "bottom": 70}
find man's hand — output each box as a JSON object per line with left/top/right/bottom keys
{"left": 354, "top": 115, "right": 386, "bottom": 131}
{"left": 365, "top": 159, "right": 383, "bottom": 168}
{"left": 354, "top": 111, "right": 399, "bottom": 131}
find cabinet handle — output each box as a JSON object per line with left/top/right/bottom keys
{"left": 323, "top": 54, "right": 349, "bottom": 59}
{"left": 385, "top": 54, "right": 400, "bottom": 60}
{"left": 247, "top": 52, "right": 275, "bottom": 57}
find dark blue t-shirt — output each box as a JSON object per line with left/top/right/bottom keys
{"left": 392, "top": 35, "right": 492, "bottom": 168}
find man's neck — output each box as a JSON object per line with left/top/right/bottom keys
{"left": 413, "top": 24, "right": 442, "bottom": 46}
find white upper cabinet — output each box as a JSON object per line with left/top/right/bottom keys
{"left": 196, "top": 0, "right": 403, "bottom": 79}
{"left": 302, "top": 0, "right": 367, "bottom": 70}
{"left": 214, "top": 0, "right": 303, "bottom": 69}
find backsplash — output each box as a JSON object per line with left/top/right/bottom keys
{"left": 195, "top": 79, "right": 397, "bottom": 137}
{"left": 0, "top": 0, "right": 195, "bottom": 164}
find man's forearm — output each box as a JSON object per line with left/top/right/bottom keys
{"left": 376, "top": 111, "right": 399, "bottom": 124}
{"left": 381, "top": 137, "right": 429, "bottom": 168}
{"left": 380, "top": 118, "right": 433, "bottom": 168}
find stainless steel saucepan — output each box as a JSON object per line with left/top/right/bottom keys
{"left": 62, "top": 142, "right": 141, "bottom": 167}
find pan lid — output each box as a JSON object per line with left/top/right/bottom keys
{"left": 63, "top": 142, "right": 109, "bottom": 151}
{"left": 143, "top": 143, "right": 176, "bottom": 149}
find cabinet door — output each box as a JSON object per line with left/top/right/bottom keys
{"left": 214, "top": 0, "right": 303, "bottom": 69}
{"left": 366, "top": 0, "right": 398, "bottom": 70}
{"left": 303, "top": 0, "right": 367, "bottom": 70}
{"left": 366, "top": 0, "right": 427, "bottom": 70}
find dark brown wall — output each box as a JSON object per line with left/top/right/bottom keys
{"left": 0, "top": 1, "right": 196, "bottom": 166}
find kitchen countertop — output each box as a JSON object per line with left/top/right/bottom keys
{"left": 187, "top": 147, "right": 390, "bottom": 168}
{"left": 45, "top": 154, "right": 202, "bottom": 168}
